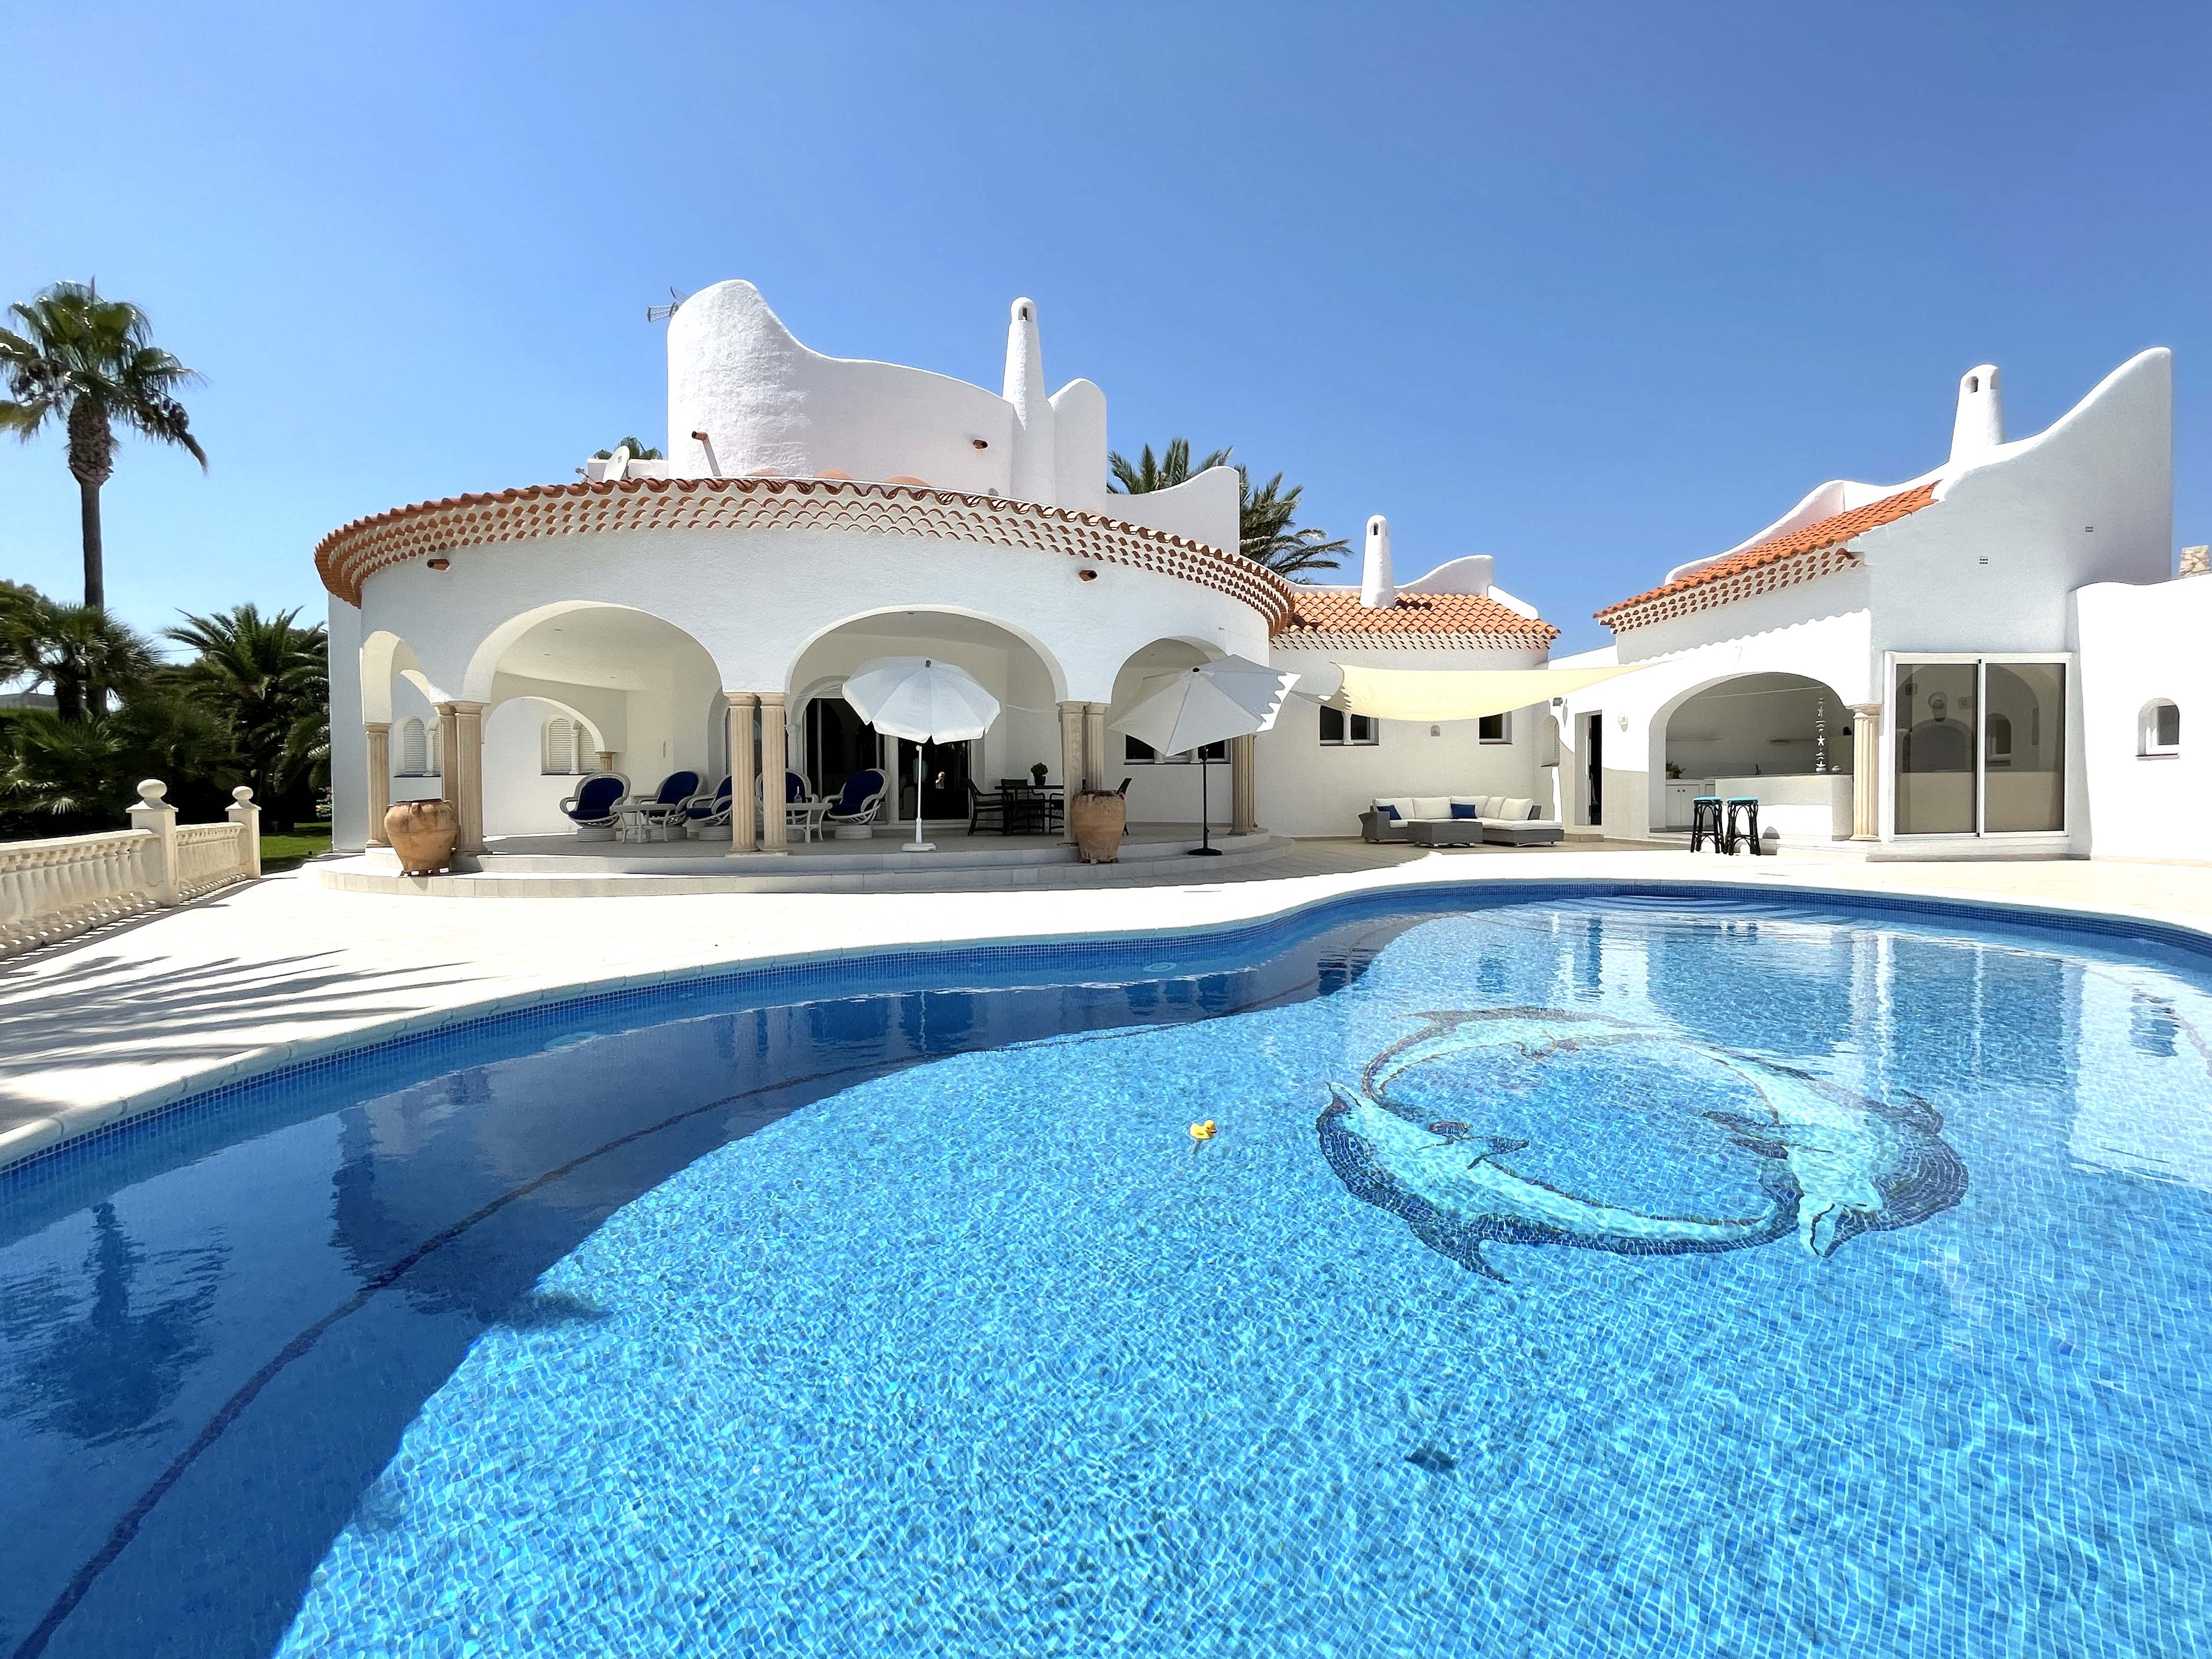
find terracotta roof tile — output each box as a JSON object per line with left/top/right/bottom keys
{"left": 1594, "top": 483, "right": 1938, "bottom": 630}
{"left": 1276, "top": 589, "right": 1559, "bottom": 645}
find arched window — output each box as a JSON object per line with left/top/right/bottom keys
{"left": 542, "top": 716, "right": 584, "bottom": 775}
{"left": 397, "top": 717, "right": 427, "bottom": 776}
{"left": 2140, "top": 699, "right": 2181, "bottom": 757}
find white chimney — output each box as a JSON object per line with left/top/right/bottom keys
{"left": 1361, "top": 515, "right": 1396, "bottom": 608}
{"left": 1950, "top": 364, "right": 2004, "bottom": 462}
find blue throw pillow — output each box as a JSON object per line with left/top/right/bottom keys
{"left": 1450, "top": 803, "right": 1479, "bottom": 820}
{"left": 1379, "top": 804, "right": 1401, "bottom": 821}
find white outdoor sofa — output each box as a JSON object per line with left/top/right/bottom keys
{"left": 1358, "top": 794, "right": 1565, "bottom": 848}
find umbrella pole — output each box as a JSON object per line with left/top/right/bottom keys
{"left": 905, "top": 742, "right": 934, "bottom": 853}
{"left": 1190, "top": 750, "right": 1222, "bottom": 856}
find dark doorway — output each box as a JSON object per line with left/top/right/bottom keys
{"left": 891, "top": 738, "right": 973, "bottom": 822}
{"left": 806, "top": 698, "right": 879, "bottom": 798}
{"left": 1585, "top": 713, "right": 1604, "bottom": 826}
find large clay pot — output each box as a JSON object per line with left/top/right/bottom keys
{"left": 385, "top": 798, "right": 460, "bottom": 875}
{"left": 1069, "top": 790, "right": 1127, "bottom": 864}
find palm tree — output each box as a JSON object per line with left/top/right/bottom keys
{"left": 0, "top": 697, "right": 232, "bottom": 831}
{"left": 163, "top": 604, "right": 328, "bottom": 829}
{"left": 1108, "top": 439, "right": 1350, "bottom": 579}
{"left": 0, "top": 281, "right": 206, "bottom": 610}
{"left": 0, "top": 591, "right": 156, "bottom": 721}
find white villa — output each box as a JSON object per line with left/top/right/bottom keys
{"left": 320, "top": 281, "right": 2202, "bottom": 873}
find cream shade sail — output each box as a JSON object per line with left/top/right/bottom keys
{"left": 1320, "top": 663, "right": 1640, "bottom": 723}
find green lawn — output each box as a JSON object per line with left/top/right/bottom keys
{"left": 260, "top": 826, "right": 332, "bottom": 872}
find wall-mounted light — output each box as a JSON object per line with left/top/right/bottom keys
{"left": 1077, "top": 568, "right": 1098, "bottom": 582}
{"left": 427, "top": 557, "right": 452, "bottom": 572}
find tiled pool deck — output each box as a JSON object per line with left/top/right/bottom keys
{"left": 7, "top": 839, "right": 2212, "bottom": 1175}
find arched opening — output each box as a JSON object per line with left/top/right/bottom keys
{"left": 480, "top": 696, "right": 610, "bottom": 838}
{"left": 361, "top": 632, "right": 446, "bottom": 810}
{"left": 1108, "top": 637, "right": 1227, "bottom": 830}
{"left": 787, "top": 610, "right": 1068, "bottom": 830}
{"left": 1658, "top": 672, "right": 1852, "bottom": 841}
{"left": 465, "top": 603, "right": 720, "bottom": 844}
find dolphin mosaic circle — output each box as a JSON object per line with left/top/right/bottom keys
{"left": 1320, "top": 1007, "right": 1969, "bottom": 1280}
{"left": 4, "top": 890, "right": 2210, "bottom": 1659}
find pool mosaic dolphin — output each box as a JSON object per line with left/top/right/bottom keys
{"left": 1317, "top": 1009, "right": 1967, "bottom": 1281}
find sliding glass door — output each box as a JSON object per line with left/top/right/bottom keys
{"left": 1892, "top": 658, "right": 2066, "bottom": 836}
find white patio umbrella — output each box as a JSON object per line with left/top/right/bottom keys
{"left": 1109, "top": 654, "right": 1299, "bottom": 855}
{"left": 840, "top": 657, "right": 1001, "bottom": 852}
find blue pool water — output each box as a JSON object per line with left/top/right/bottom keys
{"left": 4, "top": 887, "right": 2211, "bottom": 1657}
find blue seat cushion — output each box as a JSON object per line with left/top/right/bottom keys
{"left": 567, "top": 776, "right": 625, "bottom": 821}
{"left": 833, "top": 770, "right": 885, "bottom": 814}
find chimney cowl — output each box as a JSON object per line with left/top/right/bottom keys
{"left": 1361, "top": 515, "right": 1396, "bottom": 609}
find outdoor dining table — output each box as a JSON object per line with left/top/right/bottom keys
{"left": 997, "top": 782, "right": 1063, "bottom": 835}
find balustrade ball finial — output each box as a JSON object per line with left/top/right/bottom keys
{"left": 233, "top": 786, "right": 255, "bottom": 803}
{"left": 136, "top": 780, "right": 168, "bottom": 804}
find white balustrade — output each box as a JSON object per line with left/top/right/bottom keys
{"left": 174, "top": 822, "right": 249, "bottom": 900}
{"left": 0, "top": 781, "right": 265, "bottom": 959}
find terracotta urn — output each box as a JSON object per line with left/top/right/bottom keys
{"left": 385, "top": 799, "right": 459, "bottom": 875}
{"left": 1069, "top": 790, "right": 1127, "bottom": 864}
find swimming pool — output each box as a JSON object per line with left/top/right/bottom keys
{"left": 4, "top": 885, "right": 2210, "bottom": 1657}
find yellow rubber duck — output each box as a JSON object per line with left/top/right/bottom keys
{"left": 1189, "top": 1119, "right": 1218, "bottom": 1144}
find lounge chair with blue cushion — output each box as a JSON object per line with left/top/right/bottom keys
{"left": 629, "top": 770, "right": 701, "bottom": 840}
{"left": 822, "top": 768, "right": 887, "bottom": 838}
{"left": 682, "top": 775, "right": 734, "bottom": 840}
{"left": 560, "top": 772, "right": 630, "bottom": 842}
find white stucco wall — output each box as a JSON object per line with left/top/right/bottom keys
{"left": 2074, "top": 576, "right": 2212, "bottom": 861}
{"left": 482, "top": 698, "right": 602, "bottom": 838}
{"left": 352, "top": 527, "right": 1268, "bottom": 716}
{"left": 328, "top": 599, "right": 368, "bottom": 850}
{"left": 1564, "top": 350, "right": 2174, "bottom": 850}
{"left": 1254, "top": 644, "right": 1550, "bottom": 838}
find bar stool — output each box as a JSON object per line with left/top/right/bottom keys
{"left": 1690, "top": 795, "right": 1724, "bottom": 853}
{"left": 1724, "top": 797, "right": 1762, "bottom": 856}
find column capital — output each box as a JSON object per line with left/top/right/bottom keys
{"left": 435, "top": 698, "right": 488, "bottom": 715}
{"left": 723, "top": 690, "right": 759, "bottom": 709}
{"left": 1847, "top": 702, "right": 1883, "bottom": 718}
{"left": 363, "top": 719, "right": 391, "bottom": 734}
{"left": 755, "top": 690, "right": 787, "bottom": 708}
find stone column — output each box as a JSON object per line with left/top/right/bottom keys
{"left": 1230, "top": 733, "right": 1257, "bottom": 834}
{"left": 759, "top": 693, "right": 789, "bottom": 852}
{"left": 1849, "top": 702, "right": 1882, "bottom": 841}
{"left": 436, "top": 705, "right": 460, "bottom": 806}
{"left": 1057, "top": 701, "right": 1087, "bottom": 843}
{"left": 725, "top": 693, "right": 758, "bottom": 853}
{"left": 363, "top": 723, "right": 392, "bottom": 844}
{"left": 1082, "top": 703, "right": 1109, "bottom": 794}
{"left": 439, "top": 701, "right": 487, "bottom": 856}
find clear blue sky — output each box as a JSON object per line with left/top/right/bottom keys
{"left": 3, "top": 1, "right": 2204, "bottom": 654}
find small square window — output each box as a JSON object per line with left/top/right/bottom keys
{"left": 1478, "top": 712, "right": 1510, "bottom": 744}
{"left": 1319, "top": 708, "right": 1378, "bottom": 746}
{"left": 2141, "top": 699, "right": 2181, "bottom": 757}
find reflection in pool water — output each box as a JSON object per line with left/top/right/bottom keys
{"left": 3, "top": 891, "right": 2211, "bottom": 1658}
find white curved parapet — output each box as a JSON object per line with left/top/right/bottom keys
{"left": 1659, "top": 349, "right": 2171, "bottom": 591}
